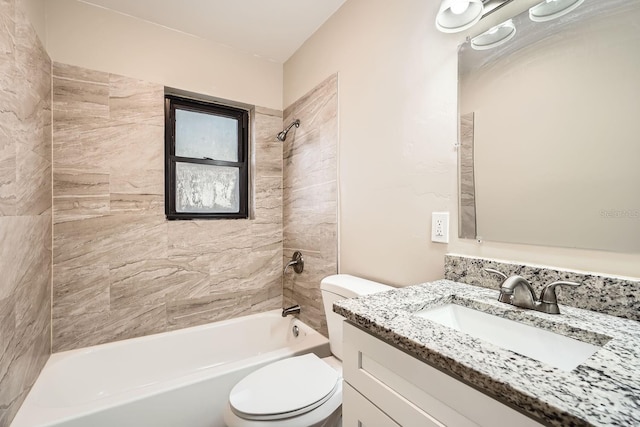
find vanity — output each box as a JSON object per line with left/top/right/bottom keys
{"left": 335, "top": 278, "right": 640, "bottom": 426}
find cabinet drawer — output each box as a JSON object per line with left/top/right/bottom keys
{"left": 343, "top": 322, "right": 542, "bottom": 427}
{"left": 343, "top": 382, "right": 400, "bottom": 427}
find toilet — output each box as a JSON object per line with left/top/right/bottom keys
{"left": 223, "top": 274, "right": 393, "bottom": 427}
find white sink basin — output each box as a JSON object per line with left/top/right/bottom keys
{"left": 414, "top": 303, "right": 601, "bottom": 371}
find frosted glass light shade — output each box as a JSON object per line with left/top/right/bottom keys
{"left": 529, "top": 0, "right": 585, "bottom": 22}
{"left": 471, "top": 19, "right": 517, "bottom": 50}
{"left": 436, "top": 0, "right": 484, "bottom": 33}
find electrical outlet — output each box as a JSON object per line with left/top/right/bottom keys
{"left": 431, "top": 212, "right": 449, "bottom": 243}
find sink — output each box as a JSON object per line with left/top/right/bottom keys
{"left": 414, "top": 304, "right": 600, "bottom": 371}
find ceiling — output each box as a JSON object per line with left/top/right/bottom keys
{"left": 78, "top": 0, "right": 347, "bottom": 63}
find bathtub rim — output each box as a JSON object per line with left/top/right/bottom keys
{"left": 11, "top": 310, "right": 329, "bottom": 427}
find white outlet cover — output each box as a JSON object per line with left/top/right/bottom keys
{"left": 431, "top": 212, "right": 450, "bottom": 243}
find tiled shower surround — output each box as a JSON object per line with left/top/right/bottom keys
{"left": 0, "top": 0, "right": 52, "bottom": 424}
{"left": 52, "top": 63, "right": 284, "bottom": 352}
{"left": 283, "top": 75, "right": 339, "bottom": 336}
{"left": 445, "top": 254, "right": 640, "bottom": 321}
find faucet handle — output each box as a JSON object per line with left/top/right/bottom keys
{"left": 484, "top": 268, "right": 508, "bottom": 281}
{"left": 284, "top": 251, "right": 304, "bottom": 274}
{"left": 539, "top": 281, "right": 581, "bottom": 304}
{"left": 485, "top": 268, "right": 512, "bottom": 304}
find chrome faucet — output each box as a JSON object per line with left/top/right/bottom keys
{"left": 499, "top": 275, "right": 538, "bottom": 309}
{"left": 484, "top": 268, "right": 580, "bottom": 314}
{"left": 282, "top": 305, "right": 301, "bottom": 317}
{"left": 284, "top": 251, "right": 304, "bottom": 274}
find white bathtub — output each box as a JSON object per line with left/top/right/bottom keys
{"left": 11, "top": 310, "right": 330, "bottom": 427}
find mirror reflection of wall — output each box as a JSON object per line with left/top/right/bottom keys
{"left": 458, "top": 0, "right": 640, "bottom": 253}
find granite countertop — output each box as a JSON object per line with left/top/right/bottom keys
{"left": 334, "top": 280, "right": 640, "bottom": 427}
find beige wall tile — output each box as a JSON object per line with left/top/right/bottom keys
{"left": 110, "top": 193, "right": 163, "bottom": 215}
{"left": 254, "top": 176, "right": 282, "bottom": 224}
{"left": 53, "top": 62, "right": 109, "bottom": 84}
{"left": 284, "top": 218, "right": 337, "bottom": 255}
{"left": 166, "top": 294, "right": 250, "bottom": 330}
{"left": 282, "top": 75, "right": 338, "bottom": 335}
{"left": 253, "top": 110, "right": 283, "bottom": 224}
{"left": 110, "top": 170, "right": 164, "bottom": 195}
{"left": 254, "top": 106, "right": 283, "bottom": 118}
{"left": 110, "top": 257, "right": 210, "bottom": 309}
{"left": 0, "top": 2, "right": 52, "bottom": 423}
{"left": 53, "top": 195, "right": 110, "bottom": 222}
{"left": 0, "top": 121, "right": 16, "bottom": 215}
{"left": 52, "top": 76, "right": 109, "bottom": 120}
{"left": 107, "top": 121, "right": 164, "bottom": 173}
{"left": 52, "top": 304, "right": 167, "bottom": 352}
{"left": 54, "top": 214, "right": 168, "bottom": 267}
{"left": 53, "top": 264, "right": 110, "bottom": 318}
{"left": 167, "top": 219, "right": 252, "bottom": 257}
{"left": 0, "top": 296, "right": 18, "bottom": 417}
{"left": 15, "top": 143, "right": 50, "bottom": 215}
{"left": 0, "top": 216, "right": 50, "bottom": 300}
{"left": 52, "top": 117, "right": 122, "bottom": 172}
{"left": 283, "top": 138, "right": 336, "bottom": 191}
{"left": 283, "top": 180, "right": 337, "bottom": 215}
{"left": 254, "top": 113, "right": 284, "bottom": 178}
{"left": 51, "top": 64, "right": 285, "bottom": 351}
{"left": 53, "top": 169, "right": 109, "bottom": 197}
{"left": 209, "top": 240, "right": 281, "bottom": 296}
{"left": 109, "top": 74, "right": 164, "bottom": 125}
{"left": 13, "top": 85, "right": 51, "bottom": 160}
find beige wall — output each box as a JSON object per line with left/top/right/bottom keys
{"left": 283, "top": 74, "right": 338, "bottom": 335}
{"left": 285, "top": 0, "right": 640, "bottom": 284}
{"left": 51, "top": 63, "right": 284, "bottom": 351}
{"left": 0, "top": 0, "right": 52, "bottom": 424}
{"left": 285, "top": 0, "right": 458, "bottom": 286}
{"left": 45, "top": 0, "right": 283, "bottom": 110}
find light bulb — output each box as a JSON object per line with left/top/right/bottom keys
{"left": 450, "top": 0, "right": 470, "bottom": 15}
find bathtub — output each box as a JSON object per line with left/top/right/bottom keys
{"left": 11, "top": 310, "right": 330, "bottom": 427}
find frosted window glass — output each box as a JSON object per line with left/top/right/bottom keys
{"left": 175, "top": 162, "right": 239, "bottom": 213}
{"left": 175, "top": 109, "right": 238, "bottom": 162}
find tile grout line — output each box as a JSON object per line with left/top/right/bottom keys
{"left": 51, "top": 74, "right": 109, "bottom": 87}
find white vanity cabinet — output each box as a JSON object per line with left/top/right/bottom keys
{"left": 342, "top": 322, "right": 543, "bottom": 427}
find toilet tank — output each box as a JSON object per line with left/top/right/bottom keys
{"left": 321, "top": 274, "right": 393, "bottom": 360}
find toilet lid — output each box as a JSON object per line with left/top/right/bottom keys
{"left": 229, "top": 353, "right": 340, "bottom": 421}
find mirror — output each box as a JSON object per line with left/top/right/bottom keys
{"left": 458, "top": 0, "right": 640, "bottom": 253}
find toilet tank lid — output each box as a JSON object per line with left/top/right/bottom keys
{"left": 321, "top": 274, "right": 393, "bottom": 298}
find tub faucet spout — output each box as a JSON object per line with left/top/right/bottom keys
{"left": 282, "top": 305, "right": 301, "bottom": 317}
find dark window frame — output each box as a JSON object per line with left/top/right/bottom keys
{"left": 164, "top": 95, "right": 249, "bottom": 220}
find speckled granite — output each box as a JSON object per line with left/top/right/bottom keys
{"left": 445, "top": 254, "right": 640, "bottom": 321}
{"left": 334, "top": 280, "right": 640, "bottom": 427}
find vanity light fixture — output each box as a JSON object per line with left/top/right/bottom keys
{"left": 436, "top": 0, "right": 484, "bottom": 33}
{"left": 471, "top": 19, "right": 516, "bottom": 50}
{"left": 529, "top": 0, "right": 585, "bottom": 22}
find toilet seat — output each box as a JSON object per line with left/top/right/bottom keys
{"left": 229, "top": 353, "right": 340, "bottom": 421}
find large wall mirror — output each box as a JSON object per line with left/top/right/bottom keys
{"left": 458, "top": 0, "right": 640, "bottom": 253}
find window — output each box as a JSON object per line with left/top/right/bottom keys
{"left": 165, "top": 95, "right": 249, "bottom": 220}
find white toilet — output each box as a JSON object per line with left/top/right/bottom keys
{"left": 223, "top": 274, "right": 392, "bottom": 427}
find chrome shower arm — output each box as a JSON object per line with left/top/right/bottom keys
{"left": 276, "top": 119, "right": 300, "bottom": 141}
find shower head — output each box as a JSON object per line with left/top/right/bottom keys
{"left": 276, "top": 119, "right": 300, "bottom": 142}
